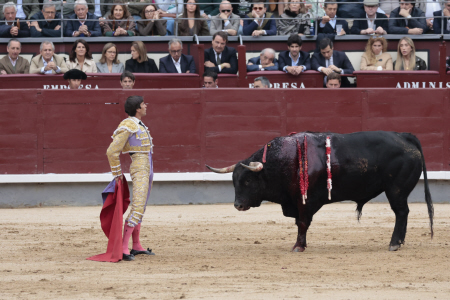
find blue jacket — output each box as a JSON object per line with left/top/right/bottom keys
{"left": 311, "top": 50, "right": 354, "bottom": 87}
{"left": 433, "top": 10, "right": 449, "bottom": 34}
{"left": 0, "top": 19, "right": 30, "bottom": 37}
{"left": 159, "top": 54, "right": 196, "bottom": 73}
{"left": 247, "top": 56, "right": 279, "bottom": 72}
{"left": 64, "top": 12, "right": 101, "bottom": 37}
{"left": 243, "top": 13, "right": 277, "bottom": 36}
{"left": 30, "top": 12, "right": 62, "bottom": 37}
{"left": 278, "top": 50, "right": 311, "bottom": 72}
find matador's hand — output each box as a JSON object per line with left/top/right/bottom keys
{"left": 115, "top": 175, "right": 124, "bottom": 184}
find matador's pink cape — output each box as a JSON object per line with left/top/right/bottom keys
{"left": 87, "top": 177, "right": 130, "bottom": 263}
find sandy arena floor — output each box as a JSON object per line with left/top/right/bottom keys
{"left": 0, "top": 202, "right": 449, "bottom": 300}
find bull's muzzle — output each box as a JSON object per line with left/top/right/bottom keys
{"left": 234, "top": 202, "right": 250, "bottom": 211}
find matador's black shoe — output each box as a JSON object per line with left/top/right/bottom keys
{"left": 122, "top": 253, "right": 135, "bottom": 261}
{"left": 130, "top": 248, "right": 155, "bottom": 256}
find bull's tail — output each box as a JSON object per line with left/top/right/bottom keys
{"left": 403, "top": 133, "right": 434, "bottom": 238}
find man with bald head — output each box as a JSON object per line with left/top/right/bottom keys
{"left": 210, "top": 1, "right": 240, "bottom": 35}
{"left": 247, "top": 48, "right": 278, "bottom": 72}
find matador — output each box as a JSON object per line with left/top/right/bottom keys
{"left": 106, "top": 95, "right": 154, "bottom": 261}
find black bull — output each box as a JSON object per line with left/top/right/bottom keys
{"left": 206, "top": 131, "right": 434, "bottom": 252}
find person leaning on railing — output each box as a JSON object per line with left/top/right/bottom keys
{"left": 388, "top": 0, "right": 427, "bottom": 34}
{"left": 277, "top": 0, "right": 312, "bottom": 36}
{"left": 432, "top": 0, "right": 450, "bottom": 34}
{"left": 360, "top": 37, "right": 393, "bottom": 70}
{"left": 29, "top": 1, "right": 61, "bottom": 37}
{"left": 209, "top": 1, "right": 240, "bottom": 36}
{"left": 64, "top": 0, "right": 102, "bottom": 37}
{"left": 125, "top": 41, "right": 159, "bottom": 73}
{"left": 0, "top": 2, "right": 30, "bottom": 37}
{"left": 101, "top": 1, "right": 136, "bottom": 36}
{"left": 96, "top": 42, "right": 125, "bottom": 73}
{"left": 350, "top": 0, "right": 388, "bottom": 35}
{"left": 30, "top": 41, "right": 68, "bottom": 74}
{"left": 0, "top": 0, "right": 40, "bottom": 20}
{"left": 137, "top": 4, "right": 167, "bottom": 36}
{"left": 177, "top": 0, "right": 209, "bottom": 36}
{"left": 393, "top": 37, "right": 426, "bottom": 70}
{"left": 67, "top": 39, "right": 98, "bottom": 73}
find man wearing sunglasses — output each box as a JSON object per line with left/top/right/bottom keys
{"left": 243, "top": 0, "right": 276, "bottom": 36}
{"left": 350, "top": 0, "right": 388, "bottom": 35}
{"left": 210, "top": 1, "right": 240, "bottom": 36}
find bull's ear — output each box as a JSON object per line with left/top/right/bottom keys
{"left": 240, "top": 162, "right": 263, "bottom": 172}
{"left": 206, "top": 164, "right": 236, "bottom": 173}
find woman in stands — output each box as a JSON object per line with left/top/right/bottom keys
{"left": 137, "top": 4, "right": 167, "bottom": 36}
{"left": 96, "top": 43, "right": 125, "bottom": 73}
{"left": 393, "top": 37, "right": 427, "bottom": 71}
{"left": 177, "top": 0, "right": 209, "bottom": 36}
{"left": 360, "top": 37, "right": 393, "bottom": 70}
{"left": 67, "top": 39, "right": 97, "bottom": 73}
{"left": 125, "top": 41, "right": 158, "bottom": 73}
{"left": 277, "top": 0, "right": 312, "bottom": 35}
{"left": 101, "top": 2, "right": 136, "bottom": 36}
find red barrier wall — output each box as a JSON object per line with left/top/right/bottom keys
{"left": 0, "top": 88, "right": 448, "bottom": 174}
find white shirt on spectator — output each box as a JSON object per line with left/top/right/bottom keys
{"left": 425, "top": 0, "right": 440, "bottom": 19}
{"left": 283, "top": 52, "right": 306, "bottom": 72}
{"left": 367, "top": 13, "right": 376, "bottom": 30}
{"left": 320, "top": 16, "right": 336, "bottom": 28}
{"left": 172, "top": 57, "right": 182, "bottom": 73}
{"left": 16, "top": 0, "right": 26, "bottom": 19}
{"left": 41, "top": 57, "right": 61, "bottom": 74}
{"left": 317, "top": 56, "right": 344, "bottom": 74}
{"left": 94, "top": 0, "right": 102, "bottom": 17}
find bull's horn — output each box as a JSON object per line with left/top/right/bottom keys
{"left": 205, "top": 164, "right": 236, "bottom": 173}
{"left": 240, "top": 162, "right": 264, "bottom": 172}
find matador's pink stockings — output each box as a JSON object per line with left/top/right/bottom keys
{"left": 132, "top": 223, "right": 146, "bottom": 251}
{"left": 122, "top": 223, "right": 134, "bottom": 255}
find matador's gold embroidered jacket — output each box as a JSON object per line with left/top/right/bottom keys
{"left": 106, "top": 117, "right": 153, "bottom": 177}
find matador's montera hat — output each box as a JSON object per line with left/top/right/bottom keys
{"left": 64, "top": 69, "right": 87, "bottom": 80}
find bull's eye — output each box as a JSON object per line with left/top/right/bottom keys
{"left": 244, "top": 180, "right": 250, "bottom": 186}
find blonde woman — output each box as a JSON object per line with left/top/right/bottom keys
{"left": 277, "top": 0, "right": 312, "bottom": 36}
{"left": 360, "top": 37, "right": 393, "bottom": 71}
{"left": 393, "top": 37, "right": 427, "bottom": 71}
{"left": 96, "top": 43, "right": 125, "bottom": 73}
{"left": 125, "top": 41, "right": 158, "bottom": 73}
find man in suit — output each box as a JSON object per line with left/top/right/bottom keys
{"left": 120, "top": 71, "right": 135, "bottom": 89}
{"left": 318, "top": 2, "right": 349, "bottom": 36}
{"left": 351, "top": 0, "right": 388, "bottom": 34}
{"left": 0, "top": 0, "right": 40, "bottom": 19}
{"left": 311, "top": 38, "right": 354, "bottom": 87}
{"left": 203, "top": 70, "right": 218, "bottom": 88}
{"left": 278, "top": 34, "right": 311, "bottom": 76}
{"left": 160, "top": 38, "right": 196, "bottom": 74}
{"left": 30, "top": 41, "right": 69, "bottom": 74}
{"left": 0, "top": 3, "right": 30, "bottom": 37}
{"left": 30, "top": 2, "right": 61, "bottom": 37}
{"left": 204, "top": 31, "right": 238, "bottom": 74}
{"left": 433, "top": 0, "right": 450, "bottom": 34}
{"left": 326, "top": 72, "right": 341, "bottom": 88}
{"left": 0, "top": 39, "right": 29, "bottom": 74}
{"left": 388, "top": 0, "right": 427, "bottom": 34}
{"left": 64, "top": 0, "right": 102, "bottom": 37}
{"left": 247, "top": 48, "right": 278, "bottom": 72}
{"left": 243, "top": 0, "right": 276, "bottom": 36}
{"left": 210, "top": 1, "right": 240, "bottom": 36}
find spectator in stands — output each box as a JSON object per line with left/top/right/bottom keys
{"left": 210, "top": 1, "right": 240, "bottom": 36}
{"left": 64, "top": 69, "right": 87, "bottom": 89}
{"left": 137, "top": 4, "right": 167, "bottom": 36}
{"left": 243, "top": 0, "right": 277, "bottom": 36}
{"left": 360, "top": 37, "right": 393, "bottom": 70}
{"left": 159, "top": 38, "right": 196, "bottom": 73}
{"left": 351, "top": 0, "right": 388, "bottom": 35}
{"left": 120, "top": 71, "right": 135, "bottom": 89}
{"left": 311, "top": 37, "right": 354, "bottom": 87}
{"left": 326, "top": 72, "right": 341, "bottom": 88}
{"left": 278, "top": 34, "right": 311, "bottom": 75}
{"left": 97, "top": 43, "right": 124, "bottom": 73}
{"left": 154, "top": 0, "right": 184, "bottom": 35}
{"left": 247, "top": 48, "right": 279, "bottom": 72}
{"left": 203, "top": 70, "right": 218, "bottom": 88}
{"left": 177, "top": 0, "right": 209, "bottom": 36}
{"left": 318, "top": 2, "right": 348, "bottom": 36}
{"left": 67, "top": 39, "right": 98, "bottom": 73}
{"left": 393, "top": 37, "right": 427, "bottom": 70}
{"left": 89, "top": 0, "right": 113, "bottom": 19}
{"left": 417, "top": 0, "right": 442, "bottom": 32}
{"left": 0, "top": 39, "right": 29, "bottom": 74}
{"left": 101, "top": 2, "right": 136, "bottom": 36}
{"left": 30, "top": 1, "right": 61, "bottom": 37}
{"left": 127, "top": 0, "right": 153, "bottom": 23}
{"left": 30, "top": 41, "right": 69, "bottom": 74}
{"left": 199, "top": 0, "right": 221, "bottom": 23}
{"left": 302, "top": 0, "right": 323, "bottom": 19}
{"left": 0, "top": 2, "right": 30, "bottom": 37}
{"left": 204, "top": 31, "right": 238, "bottom": 74}
{"left": 388, "top": 0, "right": 427, "bottom": 34}
{"left": 0, "top": 0, "right": 39, "bottom": 20}
{"left": 253, "top": 76, "right": 271, "bottom": 88}
{"left": 277, "top": 0, "right": 312, "bottom": 36}
{"left": 65, "top": 0, "right": 102, "bottom": 37}
{"left": 125, "top": 41, "right": 158, "bottom": 73}
{"left": 432, "top": 0, "right": 450, "bottom": 34}
{"left": 379, "top": 0, "right": 399, "bottom": 17}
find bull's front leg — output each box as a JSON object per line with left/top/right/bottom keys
{"left": 292, "top": 217, "right": 309, "bottom": 252}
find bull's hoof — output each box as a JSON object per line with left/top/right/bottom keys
{"left": 292, "top": 246, "right": 305, "bottom": 252}
{"left": 389, "top": 245, "right": 401, "bottom": 251}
